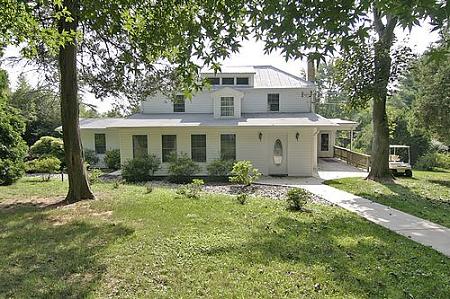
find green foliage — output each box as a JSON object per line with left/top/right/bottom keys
{"left": 29, "top": 136, "right": 65, "bottom": 162}
{"left": 168, "top": 153, "right": 200, "bottom": 183}
{"left": 207, "top": 159, "right": 235, "bottom": 178}
{"left": 27, "top": 157, "right": 61, "bottom": 181}
{"left": 0, "top": 70, "right": 27, "bottom": 185}
{"left": 415, "top": 152, "right": 450, "bottom": 171}
{"left": 122, "top": 155, "right": 160, "bottom": 183}
{"left": 229, "top": 161, "right": 261, "bottom": 186}
{"left": 411, "top": 41, "right": 450, "bottom": 144}
{"left": 236, "top": 193, "right": 248, "bottom": 205}
{"left": 286, "top": 188, "right": 309, "bottom": 211}
{"left": 176, "top": 179, "right": 204, "bottom": 199}
{"left": 83, "top": 149, "right": 99, "bottom": 166}
{"left": 104, "top": 149, "right": 121, "bottom": 170}
{"left": 9, "top": 76, "right": 61, "bottom": 145}
{"left": 89, "top": 169, "right": 103, "bottom": 184}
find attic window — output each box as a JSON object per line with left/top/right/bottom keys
{"left": 173, "top": 95, "right": 185, "bottom": 112}
{"left": 236, "top": 77, "right": 249, "bottom": 85}
{"left": 222, "top": 77, "right": 234, "bottom": 85}
{"left": 207, "top": 77, "right": 220, "bottom": 85}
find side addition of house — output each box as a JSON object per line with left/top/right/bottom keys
{"left": 76, "top": 65, "right": 357, "bottom": 176}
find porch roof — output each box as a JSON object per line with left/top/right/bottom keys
{"left": 329, "top": 118, "right": 358, "bottom": 130}
{"left": 74, "top": 113, "right": 339, "bottom": 129}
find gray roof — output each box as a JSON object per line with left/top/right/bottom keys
{"left": 202, "top": 65, "right": 314, "bottom": 89}
{"left": 253, "top": 66, "right": 313, "bottom": 88}
{"left": 76, "top": 113, "right": 338, "bottom": 129}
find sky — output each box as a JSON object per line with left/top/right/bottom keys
{"left": 2, "top": 22, "right": 439, "bottom": 113}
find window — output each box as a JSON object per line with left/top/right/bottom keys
{"left": 221, "top": 77, "right": 234, "bottom": 85}
{"left": 220, "top": 97, "right": 234, "bottom": 117}
{"left": 173, "top": 95, "right": 185, "bottom": 112}
{"left": 321, "top": 133, "right": 329, "bottom": 151}
{"left": 207, "top": 77, "right": 220, "bottom": 85}
{"left": 273, "top": 139, "right": 283, "bottom": 165}
{"left": 162, "top": 135, "right": 177, "bottom": 162}
{"left": 220, "top": 134, "right": 236, "bottom": 160}
{"left": 94, "top": 134, "right": 106, "bottom": 154}
{"left": 132, "top": 135, "right": 148, "bottom": 158}
{"left": 236, "top": 77, "right": 249, "bottom": 85}
{"left": 191, "top": 134, "right": 206, "bottom": 162}
{"left": 268, "top": 93, "right": 280, "bottom": 112}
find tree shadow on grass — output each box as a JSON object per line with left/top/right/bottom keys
{"left": 200, "top": 214, "right": 450, "bottom": 297}
{"left": 0, "top": 206, "right": 134, "bottom": 298}
{"left": 428, "top": 179, "right": 450, "bottom": 188}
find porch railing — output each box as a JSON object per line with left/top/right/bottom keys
{"left": 333, "top": 145, "right": 371, "bottom": 171}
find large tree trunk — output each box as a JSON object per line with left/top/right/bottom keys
{"left": 58, "top": 0, "right": 95, "bottom": 203}
{"left": 367, "top": 11, "right": 397, "bottom": 182}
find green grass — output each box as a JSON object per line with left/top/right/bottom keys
{"left": 325, "top": 170, "right": 450, "bottom": 228}
{"left": 0, "top": 178, "right": 449, "bottom": 298}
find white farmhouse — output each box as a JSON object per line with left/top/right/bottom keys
{"left": 78, "top": 65, "right": 356, "bottom": 176}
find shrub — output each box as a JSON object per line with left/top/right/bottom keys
{"left": 176, "top": 179, "right": 204, "bottom": 199}
{"left": 236, "top": 193, "right": 248, "bottom": 205}
{"left": 104, "top": 149, "right": 121, "bottom": 170}
{"left": 415, "top": 152, "right": 450, "bottom": 171}
{"left": 27, "top": 157, "right": 61, "bottom": 181}
{"left": 89, "top": 168, "right": 103, "bottom": 184}
{"left": 229, "top": 160, "right": 261, "bottom": 186}
{"left": 83, "top": 149, "right": 99, "bottom": 166}
{"left": 168, "top": 153, "right": 200, "bottom": 183}
{"left": 0, "top": 101, "right": 27, "bottom": 185}
{"left": 122, "top": 154, "right": 160, "bottom": 183}
{"left": 207, "top": 159, "right": 235, "bottom": 177}
{"left": 286, "top": 188, "right": 309, "bottom": 211}
{"left": 29, "top": 136, "right": 65, "bottom": 162}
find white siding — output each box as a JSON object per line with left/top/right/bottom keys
{"left": 141, "top": 91, "right": 213, "bottom": 114}
{"left": 79, "top": 129, "right": 120, "bottom": 168}
{"left": 141, "top": 88, "right": 313, "bottom": 114}
{"left": 85, "top": 127, "right": 316, "bottom": 176}
{"left": 241, "top": 88, "right": 312, "bottom": 113}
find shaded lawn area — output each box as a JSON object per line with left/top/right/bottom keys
{"left": 325, "top": 170, "right": 450, "bottom": 228}
{"left": 1, "top": 178, "right": 449, "bottom": 298}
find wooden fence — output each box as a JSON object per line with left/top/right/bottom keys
{"left": 333, "top": 146, "right": 371, "bottom": 171}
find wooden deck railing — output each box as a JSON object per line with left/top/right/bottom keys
{"left": 333, "top": 146, "right": 371, "bottom": 171}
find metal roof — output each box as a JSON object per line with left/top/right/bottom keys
{"left": 76, "top": 113, "right": 338, "bottom": 129}
{"left": 201, "top": 65, "right": 314, "bottom": 89}
{"left": 253, "top": 66, "right": 313, "bottom": 88}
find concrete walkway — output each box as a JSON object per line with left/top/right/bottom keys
{"left": 257, "top": 160, "right": 450, "bottom": 257}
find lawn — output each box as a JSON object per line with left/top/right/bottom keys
{"left": 1, "top": 178, "right": 449, "bottom": 298}
{"left": 325, "top": 170, "right": 450, "bottom": 228}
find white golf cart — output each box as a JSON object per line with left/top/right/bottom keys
{"left": 389, "top": 145, "right": 413, "bottom": 177}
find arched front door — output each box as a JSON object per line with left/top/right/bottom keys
{"left": 268, "top": 134, "right": 288, "bottom": 175}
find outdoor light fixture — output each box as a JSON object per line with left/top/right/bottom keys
{"left": 259, "top": 132, "right": 263, "bottom": 141}
{"left": 296, "top": 132, "right": 300, "bottom": 141}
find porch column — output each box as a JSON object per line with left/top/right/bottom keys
{"left": 350, "top": 130, "right": 353, "bottom": 151}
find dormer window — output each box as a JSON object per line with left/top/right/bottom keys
{"left": 207, "top": 77, "right": 220, "bottom": 85}
{"left": 236, "top": 77, "right": 249, "bottom": 85}
{"left": 173, "top": 95, "right": 185, "bottom": 112}
{"left": 220, "top": 97, "right": 234, "bottom": 117}
{"left": 221, "top": 77, "right": 234, "bottom": 85}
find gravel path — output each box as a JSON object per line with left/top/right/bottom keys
{"left": 146, "top": 181, "right": 329, "bottom": 205}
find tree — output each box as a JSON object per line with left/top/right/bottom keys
{"left": 1, "top": 0, "right": 248, "bottom": 202}
{"left": 0, "top": 69, "right": 27, "bottom": 185}
{"left": 248, "top": 0, "right": 448, "bottom": 181}
{"left": 411, "top": 39, "right": 450, "bottom": 144}
{"left": 9, "top": 75, "right": 61, "bottom": 145}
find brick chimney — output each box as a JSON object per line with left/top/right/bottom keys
{"left": 307, "top": 58, "right": 315, "bottom": 82}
